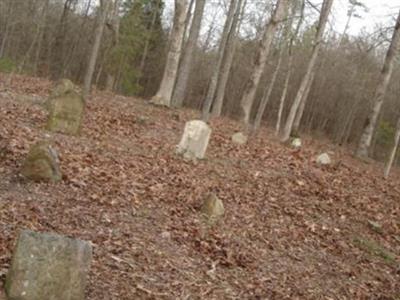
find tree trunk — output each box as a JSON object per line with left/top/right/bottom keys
{"left": 254, "top": 3, "right": 296, "bottom": 131}
{"left": 0, "top": 0, "right": 13, "bottom": 59}
{"left": 211, "top": 0, "right": 246, "bottom": 117}
{"left": 275, "top": 0, "right": 305, "bottom": 136}
{"left": 292, "top": 71, "right": 315, "bottom": 134}
{"left": 239, "top": 0, "right": 288, "bottom": 128}
{"left": 384, "top": 116, "right": 400, "bottom": 178}
{"left": 33, "top": 0, "right": 51, "bottom": 75}
{"left": 172, "top": 0, "right": 206, "bottom": 107}
{"left": 105, "top": 0, "right": 120, "bottom": 91}
{"left": 83, "top": 0, "right": 110, "bottom": 98}
{"left": 151, "top": 0, "right": 188, "bottom": 107}
{"left": 281, "top": 0, "right": 334, "bottom": 142}
{"left": 137, "top": 0, "right": 161, "bottom": 87}
{"left": 51, "top": 0, "right": 75, "bottom": 79}
{"left": 202, "top": 0, "right": 240, "bottom": 121}
{"left": 356, "top": 9, "right": 400, "bottom": 158}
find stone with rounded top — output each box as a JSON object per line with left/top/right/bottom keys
{"left": 231, "top": 132, "right": 248, "bottom": 145}
{"left": 5, "top": 230, "right": 92, "bottom": 300}
{"left": 176, "top": 120, "right": 211, "bottom": 159}
{"left": 291, "top": 138, "right": 302, "bottom": 148}
{"left": 21, "top": 141, "right": 61, "bottom": 182}
{"left": 46, "top": 79, "right": 84, "bottom": 135}
{"left": 316, "top": 153, "right": 331, "bottom": 165}
{"left": 201, "top": 193, "right": 224, "bottom": 223}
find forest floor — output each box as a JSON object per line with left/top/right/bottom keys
{"left": 0, "top": 73, "right": 399, "bottom": 300}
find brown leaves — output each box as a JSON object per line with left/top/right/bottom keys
{"left": 0, "top": 74, "right": 399, "bottom": 299}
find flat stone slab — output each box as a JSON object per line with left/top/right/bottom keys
{"left": 21, "top": 141, "right": 61, "bottom": 182}
{"left": 176, "top": 120, "right": 211, "bottom": 159}
{"left": 5, "top": 230, "right": 92, "bottom": 300}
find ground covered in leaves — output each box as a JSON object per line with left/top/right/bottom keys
{"left": 0, "top": 74, "right": 399, "bottom": 299}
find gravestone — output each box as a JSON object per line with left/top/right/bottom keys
{"left": 231, "top": 132, "right": 248, "bottom": 145}
{"left": 316, "top": 153, "right": 331, "bottom": 165}
{"left": 21, "top": 141, "right": 61, "bottom": 182}
{"left": 201, "top": 193, "right": 224, "bottom": 223}
{"left": 46, "top": 79, "right": 84, "bottom": 135}
{"left": 5, "top": 230, "right": 92, "bottom": 300}
{"left": 176, "top": 120, "right": 211, "bottom": 159}
{"left": 291, "top": 138, "right": 302, "bottom": 148}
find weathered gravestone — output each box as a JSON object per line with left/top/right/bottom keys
{"left": 176, "top": 120, "right": 211, "bottom": 160}
{"left": 201, "top": 193, "right": 224, "bottom": 224}
{"left": 231, "top": 132, "right": 248, "bottom": 145}
{"left": 5, "top": 230, "right": 92, "bottom": 300}
{"left": 316, "top": 153, "right": 331, "bottom": 165}
{"left": 291, "top": 138, "right": 302, "bottom": 149}
{"left": 46, "top": 79, "right": 84, "bottom": 135}
{"left": 21, "top": 141, "right": 61, "bottom": 182}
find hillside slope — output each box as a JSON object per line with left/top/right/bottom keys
{"left": 0, "top": 74, "right": 399, "bottom": 299}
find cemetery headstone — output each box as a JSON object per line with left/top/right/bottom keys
{"left": 5, "top": 230, "right": 92, "bottom": 300}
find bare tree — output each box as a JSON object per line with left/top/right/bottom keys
{"left": 281, "top": 0, "right": 334, "bottom": 142}
{"left": 239, "top": 0, "right": 288, "bottom": 128}
{"left": 105, "top": 0, "right": 121, "bottom": 91}
{"left": 253, "top": 2, "right": 296, "bottom": 130}
{"left": 356, "top": 9, "right": 400, "bottom": 158}
{"left": 211, "top": 0, "right": 246, "bottom": 117}
{"left": 384, "top": 115, "right": 400, "bottom": 178}
{"left": 151, "top": 0, "right": 189, "bottom": 107}
{"left": 172, "top": 0, "right": 206, "bottom": 107}
{"left": 202, "top": 0, "right": 240, "bottom": 121}
{"left": 83, "top": 0, "right": 110, "bottom": 98}
{"left": 275, "top": 0, "right": 305, "bottom": 135}
{"left": 292, "top": 71, "right": 315, "bottom": 134}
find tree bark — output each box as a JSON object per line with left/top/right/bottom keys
{"left": 83, "top": 0, "right": 110, "bottom": 98}
{"left": 384, "top": 116, "right": 400, "bottom": 178}
{"left": 356, "top": 9, "right": 400, "bottom": 158}
{"left": 105, "top": 0, "right": 121, "bottom": 91}
{"left": 172, "top": 0, "right": 206, "bottom": 107}
{"left": 211, "top": 0, "right": 246, "bottom": 117}
{"left": 239, "top": 0, "right": 288, "bottom": 128}
{"left": 254, "top": 2, "right": 296, "bottom": 131}
{"left": 137, "top": 0, "right": 161, "bottom": 87}
{"left": 202, "top": 0, "right": 239, "bottom": 121}
{"left": 275, "top": 0, "right": 305, "bottom": 136}
{"left": 281, "top": 0, "right": 334, "bottom": 142}
{"left": 292, "top": 70, "right": 315, "bottom": 134}
{"left": 151, "top": 0, "right": 188, "bottom": 107}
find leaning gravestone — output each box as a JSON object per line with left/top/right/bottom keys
{"left": 201, "top": 193, "right": 224, "bottom": 224}
{"left": 5, "top": 230, "right": 92, "bottom": 300}
{"left": 176, "top": 120, "right": 211, "bottom": 160}
{"left": 46, "top": 79, "right": 84, "bottom": 135}
{"left": 21, "top": 141, "right": 61, "bottom": 182}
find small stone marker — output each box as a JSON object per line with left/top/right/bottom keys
{"left": 291, "top": 138, "right": 302, "bottom": 148}
{"left": 316, "top": 153, "right": 331, "bottom": 165}
{"left": 231, "top": 132, "right": 247, "bottom": 145}
{"left": 176, "top": 120, "right": 211, "bottom": 159}
{"left": 46, "top": 79, "right": 85, "bottom": 135}
{"left": 5, "top": 230, "right": 92, "bottom": 300}
{"left": 21, "top": 141, "right": 61, "bottom": 182}
{"left": 201, "top": 193, "right": 224, "bottom": 223}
